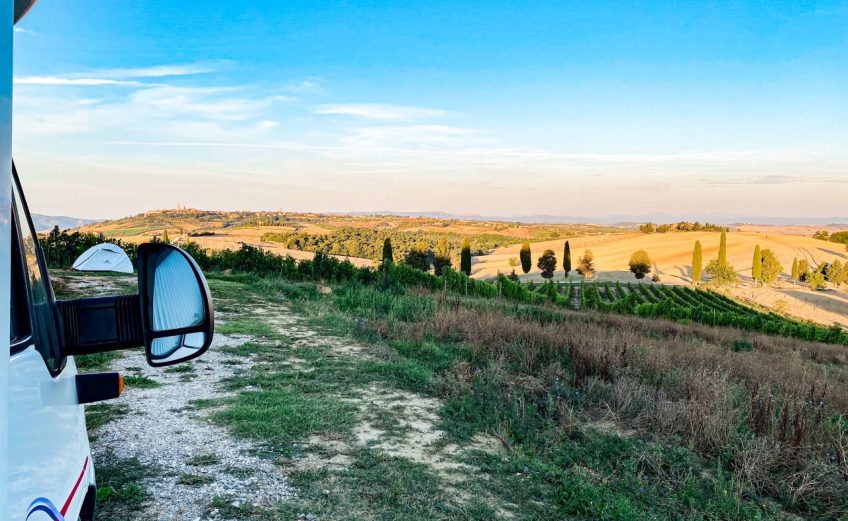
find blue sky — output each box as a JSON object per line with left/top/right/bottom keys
{"left": 11, "top": 0, "right": 848, "bottom": 220}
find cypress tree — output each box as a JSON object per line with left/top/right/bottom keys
{"left": 718, "top": 231, "right": 728, "bottom": 266}
{"left": 382, "top": 238, "right": 394, "bottom": 266}
{"left": 460, "top": 238, "right": 472, "bottom": 275}
{"left": 752, "top": 244, "right": 762, "bottom": 287}
{"left": 563, "top": 240, "right": 572, "bottom": 278}
{"left": 791, "top": 257, "right": 799, "bottom": 284}
{"left": 692, "top": 240, "right": 703, "bottom": 285}
{"left": 520, "top": 241, "right": 532, "bottom": 274}
{"left": 162, "top": 229, "right": 170, "bottom": 244}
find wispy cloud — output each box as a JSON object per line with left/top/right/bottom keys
{"left": 14, "top": 76, "right": 145, "bottom": 86}
{"left": 13, "top": 63, "right": 218, "bottom": 87}
{"left": 285, "top": 78, "right": 325, "bottom": 94}
{"left": 14, "top": 83, "right": 288, "bottom": 139}
{"left": 315, "top": 103, "right": 449, "bottom": 120}
{"left": 95, "top": 63, "right": 219, "bottom": 79}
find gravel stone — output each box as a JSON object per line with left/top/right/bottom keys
{"left": 90, "top": 332, "right": 294, "bottom": 520}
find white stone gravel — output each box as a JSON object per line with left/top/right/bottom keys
{"left": 90, "top": 332, "right": 294, "bottom": 520}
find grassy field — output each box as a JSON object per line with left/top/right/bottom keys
{"left": 59, "top": 267, "right": 848, "bottom": 520}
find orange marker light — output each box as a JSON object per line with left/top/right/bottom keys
{"left": 118, "top": 373, "right": 124, "bottom": 397}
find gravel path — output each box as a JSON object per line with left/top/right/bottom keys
{"left": 91, "top": 331, "right": 294, "bottom": 520}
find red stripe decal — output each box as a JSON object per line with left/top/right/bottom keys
{"left": 60, "top": 457, "right": 89, "bottom": 516}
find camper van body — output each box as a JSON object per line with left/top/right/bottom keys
{"left": 7, "top": 169, "right": 97, "bottom": 521}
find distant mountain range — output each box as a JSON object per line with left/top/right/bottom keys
{"left": 29, "top": 209, "right": 848, "bottom": 231}
{"left": 348, "top": 211, "right": 848, "bottom": 227}
{"left": 31, "top": 214, "right": 101, "bottom": 232}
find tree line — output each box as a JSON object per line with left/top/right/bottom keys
{"left": 639, "top": 221, "right": 729, "bottom": 233}
{"left": 40, "top": 228, "right": 848, "bottom": 345}
{"left": 812, "top": 230, "right": 848, "bottom": 247}
{"left": 260, "top": 227, "right": 516, "bottom": 262}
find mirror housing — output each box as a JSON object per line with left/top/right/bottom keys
{"left": 58, "top": 243, "right": 214, "bottom": 367}
{"left": 137, "top": 243, "right": 214, "bottom": 367}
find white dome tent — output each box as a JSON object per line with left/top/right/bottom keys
{"left": 72, "top": 243, "right": 134, "bottom": 273}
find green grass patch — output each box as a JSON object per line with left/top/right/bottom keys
{"left": 93, "top": 452, "right": 154, "bottom": 521}
{"left": 75, "top": 351, "right": 124, "bottom": 372}
{"left": 188, "top": 398, "right": 220, "bottom": 410}
{"left": 212, "top": 388, "right": 357, "bottom": 453}
{"left": 187, "top": 454, "right": 222, "bottom": 466}
{"left": 217, "top": 317, "right": 281, "bottom": 338}
{"left": 85, "top": 403, "right": 129, "bottom": 432}
{"left": 123, "top": 374, "right": 161, "bottom": 389}
{"left": 177, "top": 473, "right": 215, "bottom": 486}
{"left": 164, "top": 363, "right": 195, "bottom": 373}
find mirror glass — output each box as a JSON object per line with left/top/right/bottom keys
{"left": 151, "top": 332, "right": 207, "bottom": 363}
{"left": 148, "top": 248, "right": 206, "bottom": 360}
{"left": 151, "top": 248, "right": 205, "bottom": 332}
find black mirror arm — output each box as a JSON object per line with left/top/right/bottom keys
{"left": 58, "top": 295, "right": 144, "bottom": 355}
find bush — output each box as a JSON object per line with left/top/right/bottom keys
{"left": 402, "top": 244, "right": 430, "bottom": 272}
{"left": 705, "top": 259, "right": 737, "bottom": 285}
{"left": 759, "top": 249, "right": 782, "bottom": 286}
{"left": 808, "top": 270, "right": 826, "bottom": 291}
{"left": 537, "top": 249, "right": 557, "bottom": 279}
{"left": 576, "top": 250, "right": 595, "bottom": 279}
{"left": 731, "top": 339, "right": 753, "bottom": 352}
{"left": 628, "top": 250, "right": 652, "bottom": 279}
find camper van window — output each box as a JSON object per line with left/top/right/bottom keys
{"left": 10, "top": 210, "right": 32, "bottom": 350}
{"left": 12, "top": 181, "right": 63, "bottom": 373}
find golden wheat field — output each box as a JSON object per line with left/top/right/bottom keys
{"left": 473, "top": 230, "right": 848, "bottom": 327}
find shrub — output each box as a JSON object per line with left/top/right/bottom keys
{"left": 829, "top": 260, "right": 846, "bottom": 286}
{"left": 798, "top": 259, "right": 811, "bottom": 282}
{"left": 808, "top": 269, "right": 825, "bottom": 291}
{"left": 433, "top": 237, "right": 451, "bottom": 276}
{"left": 705, "top": 259, "right": 737, "bottom": 285}
{"left": 537, "top": 249, "right": 557, "bottom": 279}
{"left": 731, "top": 339, "right": 753, "bottom": 352}
{"left": 759, "top": 249, "right": 782, "bottom": 286}
{"left": 576, "top": 250, "right": 595, "bottom": 279}
{"left": 402, "top": 243, "right": 430, "bottom": 272}
{"left": 628, "top": 250, "right": 652, "bottom": 280}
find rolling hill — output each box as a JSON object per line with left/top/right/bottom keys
{"left": 72, "top": 209, "right": 848, "bottom": 328}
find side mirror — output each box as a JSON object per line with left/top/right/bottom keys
{"left": 58, "top": 243, "right": 214, "bottom": 367}
{"left": 137, "top": 243, "right": 214, "bottom": 367}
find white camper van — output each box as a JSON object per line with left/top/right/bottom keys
{"left": 1, "top": 2, "right": 215, "bottom": 519}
